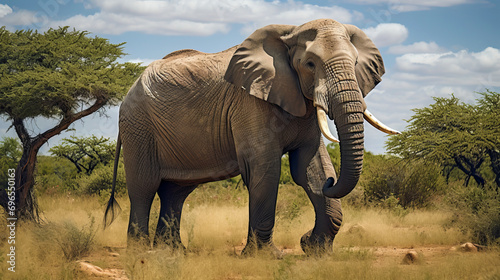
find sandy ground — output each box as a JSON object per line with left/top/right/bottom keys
{"left": 76, "top": 243, "right": 485, "bottom": 279}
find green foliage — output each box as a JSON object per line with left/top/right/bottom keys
{"left": 0, "top": 136, "right": 22, "bottom": 161}
{"left": 0, "top": 26, "right": 143, "bottom": 119}
{"left": 384, "top": 90, "right": 500, "bottom": 242}
{"left": 386, "top": 91, "right": 500, "bottom": 188}
{"left": 326, "top": 143, "right": 340, "bottom": 173}
{"left": 445, "top": 184, "right": 500, "bottom": 245}
{"left": 276, "top": 184, "right": 311, "bottom": 223}
{"left": 280, "top": 155, "right": 295, "bottom": 185}
{"left": 0, "top": 137, "right": 21, "bottom": 187}
{"left": 79, "top": 163, "right": 127, "bottom": 196}
{"left": 49, "top": 135, "right": 115, "bottom": 175}
{"left": 35, "top": 155, "right": 79, "bottom": 193}
{"left": 387, "top": 95, "right": 478, "bottom": 161}
{"left": 476, "top": 89, "right": 500, "bottom": 132}
{"left": 34, "top": 151, "right": 126, "bottom": 196}
{"left": 0, "top": 26, "right": 144, "bottom": 219}
{"left": 361, "top": 157, "right": 445, "bottom": 208}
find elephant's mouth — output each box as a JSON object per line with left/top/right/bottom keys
{"left": 315, "top": 106, "right": 400, "bottom": 143}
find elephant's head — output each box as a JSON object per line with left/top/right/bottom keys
{"left": 225, "top": 19, "right": 398, "bottom": 198}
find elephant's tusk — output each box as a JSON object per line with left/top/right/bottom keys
{"left": 363, "top": 109, "right": 401, "bottom": 135}
{"left": 317, "top": 107, "right": 340, "bottom": 143}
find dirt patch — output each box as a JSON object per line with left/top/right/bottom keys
{"left": 77, "top": 247, "right": 128, "bottom": 279}
{"left": 76, "top": 244, "right": 487, "bottom": 279}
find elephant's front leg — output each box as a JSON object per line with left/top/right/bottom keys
{"left": 290, "top": 140, "right": 343, "bottom": 255}
{"left": 238, "top": 156, "right": 282, "bottom": 257}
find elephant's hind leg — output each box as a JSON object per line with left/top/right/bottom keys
{"left": 121, "top": 123, "right": 160, "bottom": 246}
{"left": 127, "top": 192, "right": 156, "bottom": 246}
{"left": 154, "top": 181, "right": 197, "bottom": 249}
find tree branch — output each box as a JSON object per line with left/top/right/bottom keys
{"left": 13, "top": 118, "right": 31, "bottom": 146}
{"left": 62, "top": 155, "right": 83, "bottom": 173}
{"left": 32, "top": 96, "right": 108, "bottom": 150}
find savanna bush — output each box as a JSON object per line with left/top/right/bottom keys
{"left": 33, "top": 216, "right": 97, "bottom": 261}
{"left": 79, "top": 163, "right": 127, "bottom": 196}
{"left": 362, "top": 158, "right": 445, "bottom": 208}
{"left": 35, "top": 156, "right": 79, "bottom": 193}
{"left": 444, "top": 183, "right": 500, "bottom": 245}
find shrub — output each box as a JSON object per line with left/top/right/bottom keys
{"left": 341, "top": 185, "right": 366, "bottom": 208}
{"left": 79, "top": 163, "right": 127, "bottom": 196}
{"left": 444, "top": 184, "right": 500, "bottom": 245}
{"left": 33, "top": 216, "right": 97, "bottom": 261}
{"left": 35, "top": 156, "right": 79, "bottom": 193}
{"left": 399, "top": 160, "right": 446, "bottom": 207}
{"left": 362, "top": 158, "right": 445, "bottom": 208}
{"left": 58, "top": 218, "right": 97, "bottom": 260}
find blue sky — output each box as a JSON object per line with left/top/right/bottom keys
{"left": 1, "top": 0, "right": 499, "bottom": 154}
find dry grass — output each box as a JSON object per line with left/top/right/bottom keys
{"left": 1, "top": 187, "right": 499, "bottom": 279}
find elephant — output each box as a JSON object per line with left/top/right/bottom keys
{"left": 104, "top": 18, "right": 399, "bottom": 255}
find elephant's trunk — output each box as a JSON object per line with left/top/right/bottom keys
{"left": 323, "top": 108, "right": 364, "bottom": 198}
{"left": 315, "top": 61, "right": 365, "bottom": 199}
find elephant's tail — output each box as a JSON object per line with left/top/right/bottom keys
{"left": 103, "top": 132, "right": 123, "bottom": 229}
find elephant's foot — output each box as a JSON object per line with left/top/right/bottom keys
{"left": 241, "top": 242, "right": 283, "bottom": 259}
{"left": 300, "top": 230, "right": 334, "bottom": 256}
{"left": 241, "top": 234, "right": 283, "bottom": 258}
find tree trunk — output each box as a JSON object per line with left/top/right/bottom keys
{"left": 0, "top": 97, "right": 108, "bottom": 221}
{"left": 454, "top": 155, "right": 485, "bottom": 188}
{"left": 15, "top": 143, "right": 42, "bottom": 222}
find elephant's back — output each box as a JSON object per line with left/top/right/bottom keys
{"left": 142, "top": 48, "right": 234, "bottom": 95}
{"left": 121, "top": 48, "right": 242, "bottom": 182}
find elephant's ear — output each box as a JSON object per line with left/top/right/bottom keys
{"left": 224, "top": 25, "right": 307, "bottom": 117}
{"left": 343, "top": 24, "right": 385, "bottom": 97}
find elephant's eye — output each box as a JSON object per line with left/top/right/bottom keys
{"left": 305, "top": 61, "right": 315, "bottom": 71}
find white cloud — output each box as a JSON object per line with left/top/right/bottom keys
{"left": 52, "top": 12, "right": 230, "bottom": 36}
{"left": 43, "top": 0, "right": 359, "bottom": 36}
{"left": 362, "top": 23, "right": 408, "bottom": 47}
{"left": 347, "top": 0, "right": 476, "bottom": 12}
{"left": 0, "top": 4, "right": 12, "bottom": 18}
{"left": 0, "top": 5, "right": 39, "bottom": 28}
{"left": 239, "top": 3, "right": 361, "bottom": 35}
{"left": 388, "top": 41, "right": 445, "bottom": 54}
{"left": 363, "top": 46, "right": 500, "bottom": 153}
{"left": 395, "top": 47, "right": 500, "bottom": 86}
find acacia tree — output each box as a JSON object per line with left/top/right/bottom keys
{"left": 0, "top": 27, "right": 143, "bottom": 221}
{"left": 476, "top": 90, "right": 500, "bottom": 187}
{"left": 386, "top": 91, "right": 500, "bottom": 188}
{"left": 49, "top": 135, "right": 115, "bottom": 175}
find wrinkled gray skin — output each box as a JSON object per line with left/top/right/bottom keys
{"left": 105, "top": 19, "right": 385, "bottom": 255}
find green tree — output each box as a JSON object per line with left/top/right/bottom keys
{"left": 386, "top": 91, "right": 500, "bottom": 188}
{"left": 0, "top": 137, "right": 22, "bottom": 186}
{"left": 476, "top": 90, "right": 500, "bottom": 187}
{"left": 49, "top": 135, "right": 115, "bottom": 175}
{"left": 0, "top": 27, "right": 144, "bottom": 221}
